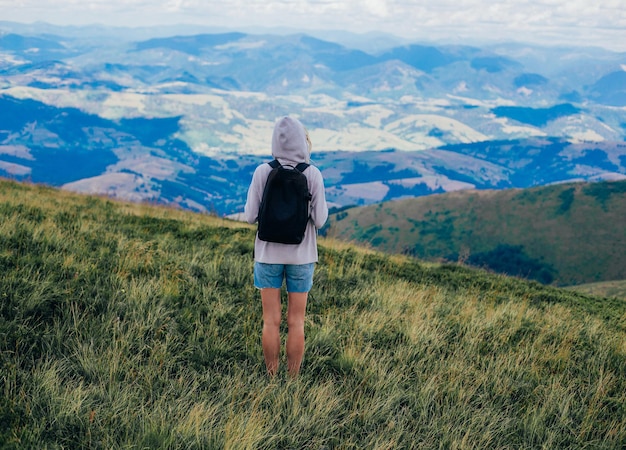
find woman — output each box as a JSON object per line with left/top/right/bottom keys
{"left": 244, "top": 116, "right": 328, "bottom": 377}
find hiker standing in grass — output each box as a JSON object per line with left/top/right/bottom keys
{"left": 244, "top": 116, "right": 328, "bottom": 377}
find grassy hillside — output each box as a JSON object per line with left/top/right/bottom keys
{"left": 1, "top": 179, "right": 625, "bottom": 448}
{"left": 325, "top": 180, "right": 626, "bottom": 286}
{"left": 569, "top": 280, "right": 626, "bottom": 300}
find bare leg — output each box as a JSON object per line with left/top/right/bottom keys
{"left": 286, "top": 292, "right": 308, "bottom": 377}
{"left": 261, "top": 288, "right": 282, "bottom": 377}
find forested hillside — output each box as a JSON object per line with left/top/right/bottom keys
{"left": 325, "top": 179, "right": 626, "bottom": 286}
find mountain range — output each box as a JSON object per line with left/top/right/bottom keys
{"left": 1, "top": 22, "right": 626, "bottom": 214}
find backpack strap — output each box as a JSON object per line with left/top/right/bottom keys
{"left": 268, "top": 160, "right": 309, "bottom": 173}
{"left": 295, "top": 162, "right": 310, "bottom": 173}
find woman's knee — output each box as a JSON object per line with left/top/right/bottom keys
{"left": 261, "top": 288, "right": 282, "bottom": 327}
{"left": 287, "top": 315, "right": 305, "bottom": 330}
{"left": 287, "top": 292, "right": 307, "bottom": 327}
{"left": 263, "top": 308, "right": 281, "bottom": 329}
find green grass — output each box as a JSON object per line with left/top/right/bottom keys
{"left": 1, "top": 179, "right": 625, "bottom": 448}
{"left": 326, "top": 180, "right": 626, "bottom": 286}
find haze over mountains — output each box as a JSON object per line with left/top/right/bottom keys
{"left": 0, "top": 21, "right": 625, "bottom": 214}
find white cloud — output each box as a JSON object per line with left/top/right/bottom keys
{"left": 363, "top": 0, "right": 390, "bottom": 17}
{"left": 1, "top": 0, "right": 625, "bottom": 50}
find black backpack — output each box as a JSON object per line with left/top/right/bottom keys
{"left": 257, "top": 159, "right": 312, "bottom": 244}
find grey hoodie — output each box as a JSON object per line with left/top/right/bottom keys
{"left": 244, "top": 116, "right": 328, "bottom": 264}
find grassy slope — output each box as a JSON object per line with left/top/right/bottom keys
{"left": 326, "top": 180, "right": 626, "bottom": 286}
{"left": 569, "top": 280, "right": 626, "bottom": 300}
{"left": 1, "top": 179, "right": 625, "bottom": 449}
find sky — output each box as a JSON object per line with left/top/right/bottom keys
{"left": 2, "top": 0, "right": 626, "bottom": 51}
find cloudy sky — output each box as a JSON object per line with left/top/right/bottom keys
{"left": 2, "top": 0, "right": 625, "bottom": 51}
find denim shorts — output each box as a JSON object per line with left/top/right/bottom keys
{"left": 254, "top": 262, "right": 315, "bottom": 293}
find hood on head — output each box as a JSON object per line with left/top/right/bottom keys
{"left": 271, "top": 116, "right": 310, "bottom": 164}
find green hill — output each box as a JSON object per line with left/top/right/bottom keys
{"left": 1, "top": 179, "right": 625, "bottom": 448}
{"left": 325, "top": 180, "right": 626, "bottom": 286}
